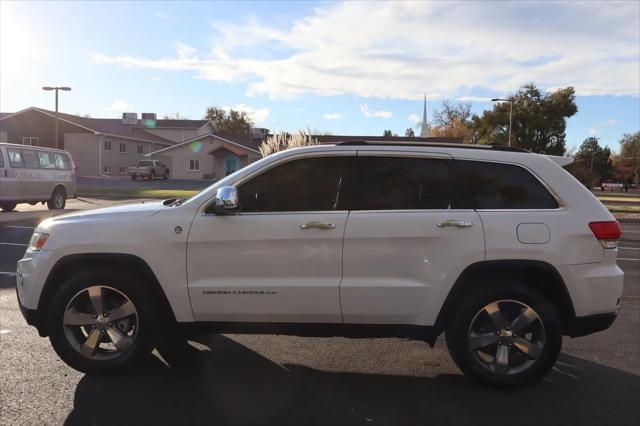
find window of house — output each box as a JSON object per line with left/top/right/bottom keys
{"left": 0, "top": 149, "right": 3, "bottom": 167}
{"left": 137, "top": 145, "right": 144, "bottom": 155}
{"left": 22, "top": 137, "right": 38, "bottom": 146}
{"left": 7, "top": 150, "right": 23, "bottom": 167}
{"left": 353, "top": 156, "right": 457, "bottom": 210}
{"left": 119, "top": 143, "right": 126, "bottom": 153}
{"left": 189, "top": 159, "right": 200, "bottom": 171}
{"left": 457, "top": 160, "right": 559, "bottom": 209}
{"left": 239, "top": 156, "right": 350, "bottom": 212}
{"left": 103, "top": 165, "right": 112, "bottom": 174}
{"left": 119, "top": 166, "right": 127, "bottom": 175}
{"left": 104, "top": 140, "right": 112, "bottom": 151}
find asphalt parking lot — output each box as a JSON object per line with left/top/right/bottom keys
{"left": 0, "top": 200, "right": 639, "bottom": 425}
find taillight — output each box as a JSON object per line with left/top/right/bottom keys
{"left": 589, "top": 221, "right": 621, "bottom": 249}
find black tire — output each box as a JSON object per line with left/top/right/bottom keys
{"left": 46, "top": 269, "right": 160, "bottom": 373}
{"left": 164, "top": 170, "right": 170, "bottom": 180}
{"left": 0, "top": 202, "right": 17, "bottom": 212}
{"left": 445, "top": 280, "right": 562, "bottom": 387}
{"left": 149, "top": 170, "right": 155, "bottom": 181}
{"left": 131, "top": 175, "right": 137, "bottom": 181}
{"left": 47, "top": 187, "right": 66, "bottom": 210}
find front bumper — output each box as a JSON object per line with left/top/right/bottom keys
{"left": 566, "top": 312, "right": 618, "bottom": 337}
{"left": 17, "top": 285, "right": 46, "bottom": 336}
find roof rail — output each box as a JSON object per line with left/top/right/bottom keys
{"left": 336, "top": 140, "right": 529, "bottom": 153}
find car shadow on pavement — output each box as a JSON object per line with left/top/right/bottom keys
{"left": 66, "top": 334, "right": 639, "bottom": 426}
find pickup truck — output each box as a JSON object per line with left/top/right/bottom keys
{"left": 128, "top": 160, "right": 170, "bottom": 180}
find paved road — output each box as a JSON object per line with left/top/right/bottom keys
{"left": 0, "top": 201, "right": 638, "bottom": 425}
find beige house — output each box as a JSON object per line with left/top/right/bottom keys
{"left": 148, "top": 133, "right": 262, "bottom": 180}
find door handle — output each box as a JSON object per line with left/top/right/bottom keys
{"left": 300, "top": 222, "right": 336, "bottom": 230}
{"left": 437, "top": 220, "right": 473, "bottom": 228}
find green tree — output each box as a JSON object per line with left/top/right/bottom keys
{"left": 405, "top": 128, "right": 415, "bottom": 137}
{"left": 571, "top": 137, "right": 613, "bottom": 187}
{"left": 618, "top": 131, "right": 640, "bottom": 184}
{"left": 204, "top": 106, "right": 253, "bottom": 134}
{"left": 473, "top": 84, "right": 577, "bottom": 155}
{"left": 383, "top": 129, "right": 393, "bottom": 137}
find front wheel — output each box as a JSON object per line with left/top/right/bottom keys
{"left": 46, "top": 269, "right": 159, "bottom": 373}
{"left": 445, "top": 281, "right": 562, "bottom": 387}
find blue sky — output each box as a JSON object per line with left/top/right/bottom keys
{"left": 1, "top": 1, "right": 638, "bottom": 152}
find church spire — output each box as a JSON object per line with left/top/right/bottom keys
{"left": 420, "top": 93, "right": 430, "bottom": 137}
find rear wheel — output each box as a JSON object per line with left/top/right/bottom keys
{"left": 163, "top": 170, "right": 170, "bottom": 180}
{"left": 149, "top": 170, "right": 155, "bottom": 181}
{"left": 47, "top": 187, "right": 66, "bottom": 210}
{"left": 46, "top": 269, "right": 159, "bottom": 373}
{"left": 0, "top": 202, "right": 17, "bottom": 212}
{"left": 445, "top": 280, "right": 562, "bottom": 387}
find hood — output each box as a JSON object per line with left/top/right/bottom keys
{"left": 38, "top": 201, "right": 165, "bottom": 230}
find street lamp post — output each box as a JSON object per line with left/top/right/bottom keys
{"left": 491, "top": 97, "right": 513, "bottom": 147}
{"left": 42, "top": 86, "right": 71, "bottom": 149}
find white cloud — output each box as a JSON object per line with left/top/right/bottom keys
{"left": 93, "top": 2, "right": 640, "bottom": 100}
{"left": 323, "top": 113, "right": 344, "bottom": 120}
{"left": 222, "top": 104, "right": 270, "bottom": 124}
{"left": 148, "top": 76, "right": 161, "bottom": 81}
{"left": 588, "top": 118, "right": 618, "bottom": 134}
{"left": 104, "top": 99, "right": 134, "bottom": 113}
{"left": 360, "top": 103, "right": 392, "bottom": 118}
{"left": 155, "top": 12, "right": 168, "bottom": 21}
{"left": 408, "top": 113, "right": 421, "bottom": 123}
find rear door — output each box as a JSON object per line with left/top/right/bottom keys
{"left": 340, "top": 152, "right": 485, "bottom": 326}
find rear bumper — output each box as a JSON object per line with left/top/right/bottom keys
{"left": 566, "top": 312, "right": 617, "bottom": 337}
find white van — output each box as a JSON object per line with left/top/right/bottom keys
{"left": 0, "top": 143, "right": 76, "bottom": 212}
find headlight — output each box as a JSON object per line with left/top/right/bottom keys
{"left": 28, "top": 232, "right": 49, "bottom": 251}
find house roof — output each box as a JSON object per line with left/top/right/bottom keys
{"left": 149, "top": 133, "right": 261, "bottom": 156}
{"left": 0, "top": 107, "right": 208, "bottom": 145}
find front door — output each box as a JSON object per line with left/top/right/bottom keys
{"left": 340, "top": 153, "right": 485, "bottom": 326}
{"left": 187, "top": 153, "right": 354, "bottom": 323}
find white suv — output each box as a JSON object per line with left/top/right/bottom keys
{"left": 17, "top": 142, "right": 624, "bottom": 386}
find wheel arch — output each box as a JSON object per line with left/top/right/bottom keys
{"left": 37, "top": 253, "right": 176, "bottom": 336}
{"left": 435, "top": 260, "right": 576, "bottom": 334}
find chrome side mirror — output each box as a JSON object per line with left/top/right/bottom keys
{"left": 213, "top": 186, "right": 238, "bottom": 214}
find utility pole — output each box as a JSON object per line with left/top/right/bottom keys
{"left": 491, "top": 97, "right": 514, "bottom": 147}
{"left": 42, "top": 86, "right": 71, "bottom": 149}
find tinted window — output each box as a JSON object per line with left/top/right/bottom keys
{"left": 38, "top": 152, "right": 57, "bottom": 169}
{"left": 458, "top": 160, "right": 558, "bottom": 209}
{"left": 239, "top": 157, "right": 349, "bottom": 212}
{"left": 354, "top": 157, "right": 457, "bottom": 210}
{"left": 0, "top": 150, "right": 4, "bottom": 167}
{"left": 138, "top": 161, "right": 153, "bottom": 167}
{"left": 22, "top": 150, "right": 40, "bottom": 168}
{"left": 7, "top": 149, "right": 23, "bottom": 167}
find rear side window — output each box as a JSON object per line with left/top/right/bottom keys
{"left": 55, "top": 153, "right": 72, "bottom": 170}
{"left": 239, "top": 156, "right": 349, "bottom": 212}
{"left": 353, "top": 156, "right": 457, "bottom": 210}
{"left": 38, "top": 152, "right": 57, "bottom": 168}
{"left": 458, "top": 160, "right": 558, "bottom": 209}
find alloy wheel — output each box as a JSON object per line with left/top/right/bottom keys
{"left": 62, "top": 285, "right": 138, "bottom": 360}
{"left": 467, "top": 299, "right": 546, "bottom": 375}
